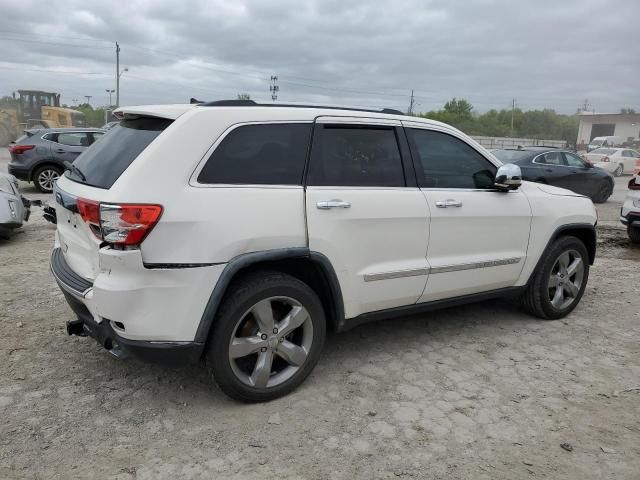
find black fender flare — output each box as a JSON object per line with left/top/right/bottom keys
{"left": 193, "top": 248, "right": 345, "bottom": 343}
{"left": 526, "top": 222, "right": 596, "bottom": 286}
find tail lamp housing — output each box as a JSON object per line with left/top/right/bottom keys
{"left": 629, "top": 178, "right": 640, "bottom": 191}
{"left": 76, "top": 198, "right": 162, "bottom": 246}
{"left": 601, "top": 156, "right": 610, "bottom": 162}
{"left": 9, "top": 144, "right": 35, "bottom": 154}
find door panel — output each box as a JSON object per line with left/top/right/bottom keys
{"left": 401, "top": 124, "right": 532, "bottom": 303}
{"left": 305, "top": 119, "right": 430, "bottom": 318}
{"left": 307, "top": 188, "right": 430, "bottom": 317}
{"left": 419, "top": 189, "right": 531, "bottom": 302}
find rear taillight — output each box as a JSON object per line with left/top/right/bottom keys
{"left": 75, "top": 199, "right": 162, "bottom": 246}
{"left": 629, "top": 178, "right": 640, "bottom": 190}
{"left": 602, "top": 156, "right": 609, "bottom": 162}
{"left": 100, "top": 203, "right": 163, "bottom": 246}
{"left": 9, "top": 144, "right": 35, "bottom": 154}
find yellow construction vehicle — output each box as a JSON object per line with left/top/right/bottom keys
{"left": 0, "top": 90, "right": 85, "bottom": 146}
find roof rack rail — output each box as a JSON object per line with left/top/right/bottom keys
{"left": 199, "top": 99, "right": 404, "bottom": 116}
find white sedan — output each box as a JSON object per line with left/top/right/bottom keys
{"left": 583, "top": 148, "right": 640, "bottom": 177}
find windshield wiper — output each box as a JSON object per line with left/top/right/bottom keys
{"left": 64, "top": 161, "right": 87, "bottom": 182}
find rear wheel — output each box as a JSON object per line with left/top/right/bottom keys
{"left": 33, "top": 165, "right": 62, "bottom": 193}
{"left": 614, "top": 164, "right": 623, "bottom": 177}
{"left": 521, "top": 236, "right": 589, "bottom": 320}
{"left": 629, "top": 227, "right": 640, "bottom": 244}
{"left": 206, "top": 271, "right": 326, "bottom": 402}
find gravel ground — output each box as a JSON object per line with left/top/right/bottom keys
{"left": 1, "top": 151, "right": 639, "bottom": 479}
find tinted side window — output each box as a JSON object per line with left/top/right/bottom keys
{"left": 198, "top": 124, "right": 311, "bottom": 185}
{"left": 563, "top": 152, "right": 586, "bottom": 167}
{"left": 57, "top": 132, "right": 88, "bottom": 146}
{"left": 307, "top": 126, "right": 405, "bottom": 187}
{"left": 540, "top": 152, "right": 564, "bottom": 165}
{"left": 406, "top": 128, "right": 496, "bottom": 189}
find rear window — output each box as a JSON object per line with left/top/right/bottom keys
{"left": 66, "top": 117, "right": 172, "bottom": 189}
{"left": 591, "top": 148, "right": 616, "bottom": 155}
{"left": 491, "top": 149, "right": 533, "bottom": 163}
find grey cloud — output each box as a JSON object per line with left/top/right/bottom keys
{"left": 0, "top": 0, "right": 638, "bottom": 113}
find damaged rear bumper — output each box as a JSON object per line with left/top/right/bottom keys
{"left": 51, "top": 247, "right": 204, "bottom": 367}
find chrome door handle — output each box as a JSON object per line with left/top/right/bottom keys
{"left": 317, "top": 199, "right": 351, "bottom": 210}
{"left": 435, "top": 199, "right": 463, "bottom": 208}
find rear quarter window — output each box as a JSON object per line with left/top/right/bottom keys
{"left": 67, "top": 117, "right": 172, "bottom": 189}
{"left": 197, "top": 123, "right": 312, "bottom": 185}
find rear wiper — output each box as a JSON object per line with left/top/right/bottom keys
{"left": 64, "top": 161, "right": 86, "bottom": 181}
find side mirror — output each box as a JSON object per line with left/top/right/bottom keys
{"left": 494, "top": 164, "right": 522, "bottom": 191}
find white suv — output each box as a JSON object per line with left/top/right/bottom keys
{"left": 621, "top": 175, "right": 640, "bottom": 243}
{"left": 51, "top": 101, "right": 597, "bottom": 402}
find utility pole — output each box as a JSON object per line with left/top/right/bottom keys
{"left": 270, "top": 75, "right": 279, "bottom": 102}
{"left": 72, "top": 98, "right": 78, "bottom": 106}
{"left": 115, "top": 42, "right": 121, "bottom": 107}
{"left": 84, "top": 95, "right": 92, "bottom": 105}
{"left": 510, "top": 97, "right": 516, "bottom": 137}
{"left": 581, "top": 98, "right": 589, "bottom": 112}
{"left": 408, "top": 89, "right": 415, "bottom": 116}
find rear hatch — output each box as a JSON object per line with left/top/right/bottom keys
{"left": 54, "top": 116, "right": 172, "bottom": 280}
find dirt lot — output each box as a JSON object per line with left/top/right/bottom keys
{"left": 1, "top": 151, "right": 639, "bottom": 479}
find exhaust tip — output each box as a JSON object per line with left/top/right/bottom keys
{"left": 109, "top": 341, "right": 129, "bottom": 360}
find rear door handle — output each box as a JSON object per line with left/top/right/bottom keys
{"left": 435, "top": 199, "right": 463, "bottom": 208}
{"left": 317, "top": 199, "right": 351, "bottom": 210}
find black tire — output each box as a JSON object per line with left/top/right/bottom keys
{"left": 33, "top": 165, "right": 62, "bottom": 193}
{"left": 205, "top": 271, "right": 326, "bottom": 402}
{"left": 613, "top": 164, "right": 623, "bottom": 177}
{"left": 521, "top": 236, "right": 590, "bottom": 320}
{"left": 629, "top": 227, "right": 640, "bottom": 245}
{"left": 592, "top": 180, "right": 612, "bottom": 203}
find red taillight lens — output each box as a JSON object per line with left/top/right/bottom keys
{"left": 629, "top": 178, "right": 640, "bottom": 190}
{"left": 100, "top": 203, "right": 163, "bottom": 246}
{"left": 76, "top": 198, "right": 101, "bottom": 238}
{"left": 9, "top": 144, "right": 35, "bottom": 154}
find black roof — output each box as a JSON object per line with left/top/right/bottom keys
{"left": 196, "top": 99, "right": 404, "bottom": 116}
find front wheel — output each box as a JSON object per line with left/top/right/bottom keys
{"left": 521, "top": 236, "right": 590, "bottom": 320}
{"left": 33, "top": 165, "right": 62, "bottom": 193}
{"left": 629, "top": 227, "right": 640, "bottom": 244}
{"left": 206, "top": 271, "right": 326, "bottom": 402}
{"left": 592, "top": 181, "right": 612, "bottom": 203}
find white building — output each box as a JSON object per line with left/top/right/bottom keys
{"left": 577, "top": 112, "right": 640, "bottom": 147}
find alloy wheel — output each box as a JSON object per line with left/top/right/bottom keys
{"left": 228, "top": 296, "right": 313, "bottom": 389}
{"left": 38, "top": 169, "right": 60, "bottom": 192}
{"left": 548, "top": 249, "right": 584, "bottom": 310}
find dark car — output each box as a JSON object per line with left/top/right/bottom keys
{"left": 491, "top": 147, "right": 614, "bottom": 203}
{"left": 7, "top": 128, "right": 106, "bottom": 193}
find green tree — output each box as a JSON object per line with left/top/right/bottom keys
{"left": 237, "top": 93, "right": 251, "bottom": 100}
{"left": 620, "top": 108, "right": 636, "bottom": 114}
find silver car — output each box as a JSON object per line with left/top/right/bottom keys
{"left": 0, "top": 172, "right": 30, "bottom": 239}
{"left": 7, "top": 127, "right": 105, "bottom": 193}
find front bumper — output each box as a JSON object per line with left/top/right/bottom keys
{"left": 620, "top": 192, "right": 640, "bottom": 227}
{"left": 51, "top": 247, "right": 205, "bottom": 367}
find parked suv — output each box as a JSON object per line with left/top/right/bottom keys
{"left": 621, "top": 175, "right": 640, "bottom": 243}
{"left": 50, "top": 101, "right": 597, "bottom": 402}
{"left": 8, "top": 127, "right": 105, "bottom": 193}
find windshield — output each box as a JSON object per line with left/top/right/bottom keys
{"left": 66, "top": 116, "right": 172, "bottom": 189}
{"left": 591, "top": 148, "right": 616, "bottom": 155}
{"left": 590, "top": 139, "right": 604, "bottom": 146}
{"left": 491, "top": 149, "right": 532, "bottom": 163}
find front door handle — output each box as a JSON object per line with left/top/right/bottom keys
{"left": 435, "top": 199, "right": 463, "bottom": 208}
{"left": 317, "top": 199, "right": 351, "bottom": 210}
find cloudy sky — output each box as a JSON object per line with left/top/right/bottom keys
{"left": 0, "top": 0, "right": 638, "bottom": 114}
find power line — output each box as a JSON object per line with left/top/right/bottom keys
{"left": 0, "top": 30, "right": 112, "bottom": 45}
{"left": 0, "top": 65, "right": 110, "bottom": 75}
{"left": 0, "top": 36, "right": 112, "bottom": 49}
